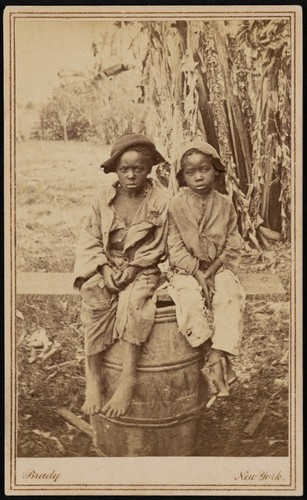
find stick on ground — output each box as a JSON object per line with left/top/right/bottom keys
{"left": 56, "top": 407, "right": 93, "bottom": 437}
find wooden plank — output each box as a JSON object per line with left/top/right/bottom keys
{"left": 56, "top": 408, "right": 93, "bottom": 437}
{"left": 17, "top": 272, "right": 78, "bottom": 295}
{"left": 16, "top": 272, "right": 286, "bottom": 297}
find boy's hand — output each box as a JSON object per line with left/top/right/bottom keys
{"left": 194, "top": 270, "right": 212, "bottom": 309}
{"left": 99, "top": 265, "right": 120, "bottom": 293}
{"left": 202, "top": 258, "right": 222, "bottom": 296}
{"left": 113, "top": 265, "right": 141, "bottom": 290}
{"left": 203, "top": 266, "right": 217, "bottom": 296}
{"left": 204, "top": 274, "right": 215, "bottom": 296}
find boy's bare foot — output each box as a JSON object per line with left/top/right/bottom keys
{"left": 201, "top": 349, "right": 230, "bottom": 397}
{"left": 101, "top": 375, "right": 136, "bottom": 418}
{"left": 81, "top": 379, "right": 103, "bottom": 415}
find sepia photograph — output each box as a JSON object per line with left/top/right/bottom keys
{"left": 5, "top": 5, "right": 302, "bottom": 495}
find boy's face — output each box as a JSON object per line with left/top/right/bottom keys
{"left": 116, "top": 150, "right": 151, "bottom": 192}
{"left": 181, "top": 152, "right": 217, "bottom": 195}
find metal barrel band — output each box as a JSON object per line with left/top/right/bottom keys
{"left": 95, "top": 401, "right": 206, "bottom": 428}
{"left": 101, "top": 354, "right": 201, "bottom": 373}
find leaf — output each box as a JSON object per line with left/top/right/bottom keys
{"left": 273, "top": 378, "right": 288, "bottom": 388}
{"left": 61, "top": 301, "right": 68, "bottom": 312}
{"left": 42, "top": 431, "right": 52, "bottom": 439}
{"left": 269, "top": 439, "right": 287, "bottom": 446}
{"left": 28, "top": 348, "right": 37, "bottom": 364}
{"left": 50, "top": 437, "right": 65, "bottom": 454}
{"left": 27, "top": 327, "right": 51, "bottom": 350}
{"left": 32, "top": 429, "right": 65, "bottom": 453}
{"left": 17, "top": 310, "right": 24, "bottom": 320}
{"left": 280, "top": 350, "right": 288, "bottom": 365}
{"left": 268, "top": 302, "right": 289, "bottom": 315}
{"left": 41, "top": 346, "right": 59, "bottom": 361}
{"left": 243, "top": 408, "right": 267, "bottom": 436}
{"left": 253, "top": 312, "right": 268, "bottom": 322}
{"left": 179, "top": 51, "right": 198, "bottom": 72}
{"left": 32, "top": 429, "right": 43, "bottom": 436}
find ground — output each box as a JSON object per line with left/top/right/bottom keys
{"left": 15, "top": 140, "right": 290, "bottom": 457}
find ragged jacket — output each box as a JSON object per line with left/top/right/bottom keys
{"left": 168, "top": 187, "right": 241, "bottom": 276}
{"left": 74, "top": 180, "right": 169, "bottom": 284}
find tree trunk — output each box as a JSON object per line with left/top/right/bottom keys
{"left": 62, "top": 119, "right": 68, "bottom": 142}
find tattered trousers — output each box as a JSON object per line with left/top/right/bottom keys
{"left": 80, "top": 270, "right": 159, "bottom": 356}
{"left": 168, "top": 269, "right": 246, "bottom": 356}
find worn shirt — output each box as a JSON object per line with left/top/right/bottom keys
{"left": 109, "top": 210, "right": 129, "bottom": 251}
{"left": 168, "top": 187, "right": 241, "bottom": 275}
{"left": 74, "top": 180, "right": 169, "bottom": 284}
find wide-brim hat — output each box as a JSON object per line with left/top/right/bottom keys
{"left": 101, "top": 133, "right": 166, "bottom": 173}
{"left": 176, "top": 140, "right": 226, "bottom": 177}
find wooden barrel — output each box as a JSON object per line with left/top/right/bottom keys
{"left": 91, "top": 303, "right": 207, "bottom": 456}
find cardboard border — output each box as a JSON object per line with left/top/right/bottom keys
{"left": 4, "top": 5, "right": 303, "bottom": 495}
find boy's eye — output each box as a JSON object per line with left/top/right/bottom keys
{"left": 118, "top": 166, "right": 145, "bottom": 173}
{"left": 185, "top": 167, "right": 211, "bottom": 175}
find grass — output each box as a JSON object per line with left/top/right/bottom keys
{"left": 15, "top": 140, "right": 290, "bottom": 457}
{"left": 16, "top": 140, "right": 116, "bottom": 272}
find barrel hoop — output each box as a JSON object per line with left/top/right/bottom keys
{"left": 96, "top": 402, "right": 206, "bottom": 428}
{"left": 154, "top": 305, "right": 176, "bottom": 323}
{"left": 102, "top": 354, "right": 201, "bottom": 372}
{"left": 154, "top": 316, "right": 177, "bottom": 324}
{"left": 155, "top": 305, "right": 176, "bottom": 314}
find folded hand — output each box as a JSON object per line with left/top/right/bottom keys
{"left": 113, "top": 265, "right": 141, "bottom": 289}
{"left": 194, "top": 270, "right": 212, "bottom": 309}
{"left": 100, "top": 265, "right": 120, "bottom": 293}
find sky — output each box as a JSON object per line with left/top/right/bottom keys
{"left": 15, "top": 20, "right": 123, "bottom": 104}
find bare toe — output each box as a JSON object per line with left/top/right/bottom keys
{"left": 82, "top": 382, "right": 103, "bottom": 415}
{"left": 100, "top": 377, "right": 135, "bottom": 418}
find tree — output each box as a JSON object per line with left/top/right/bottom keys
{"left": 52, "top": 87, "right": 75, "bottom": 142}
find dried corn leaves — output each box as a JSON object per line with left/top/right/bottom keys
{"left": 140, "top": 20, "right": 291, "bottom": 246}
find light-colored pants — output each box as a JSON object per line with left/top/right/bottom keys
{"left": 169, "top": 269, "right": 246, "bottom": 356}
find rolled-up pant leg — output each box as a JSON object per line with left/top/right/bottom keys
{"left": 169, "top": 273, "right": 211, "bottom": 347}
{"left": 80, "top": 273, "right": 118, "bottom": 356}
{"left": 211, "top": 269, "right": 246, "bottom": 356}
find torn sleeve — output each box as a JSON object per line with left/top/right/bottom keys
{"left": 73, "top": 204, "right": 108, "bottom": 286}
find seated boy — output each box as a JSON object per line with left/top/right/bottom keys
{"left": 167, "top": 141, "right": 246, "bottom": 400}
{"left": 74, "top": 133, "right": 169, "bottom": 418}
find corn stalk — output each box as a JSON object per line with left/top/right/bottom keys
{"left": 140, "top": 19, "right": 291, "bottom": 245}
{"left": 234, "top": 19, "right": 291, "bottom": 239}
